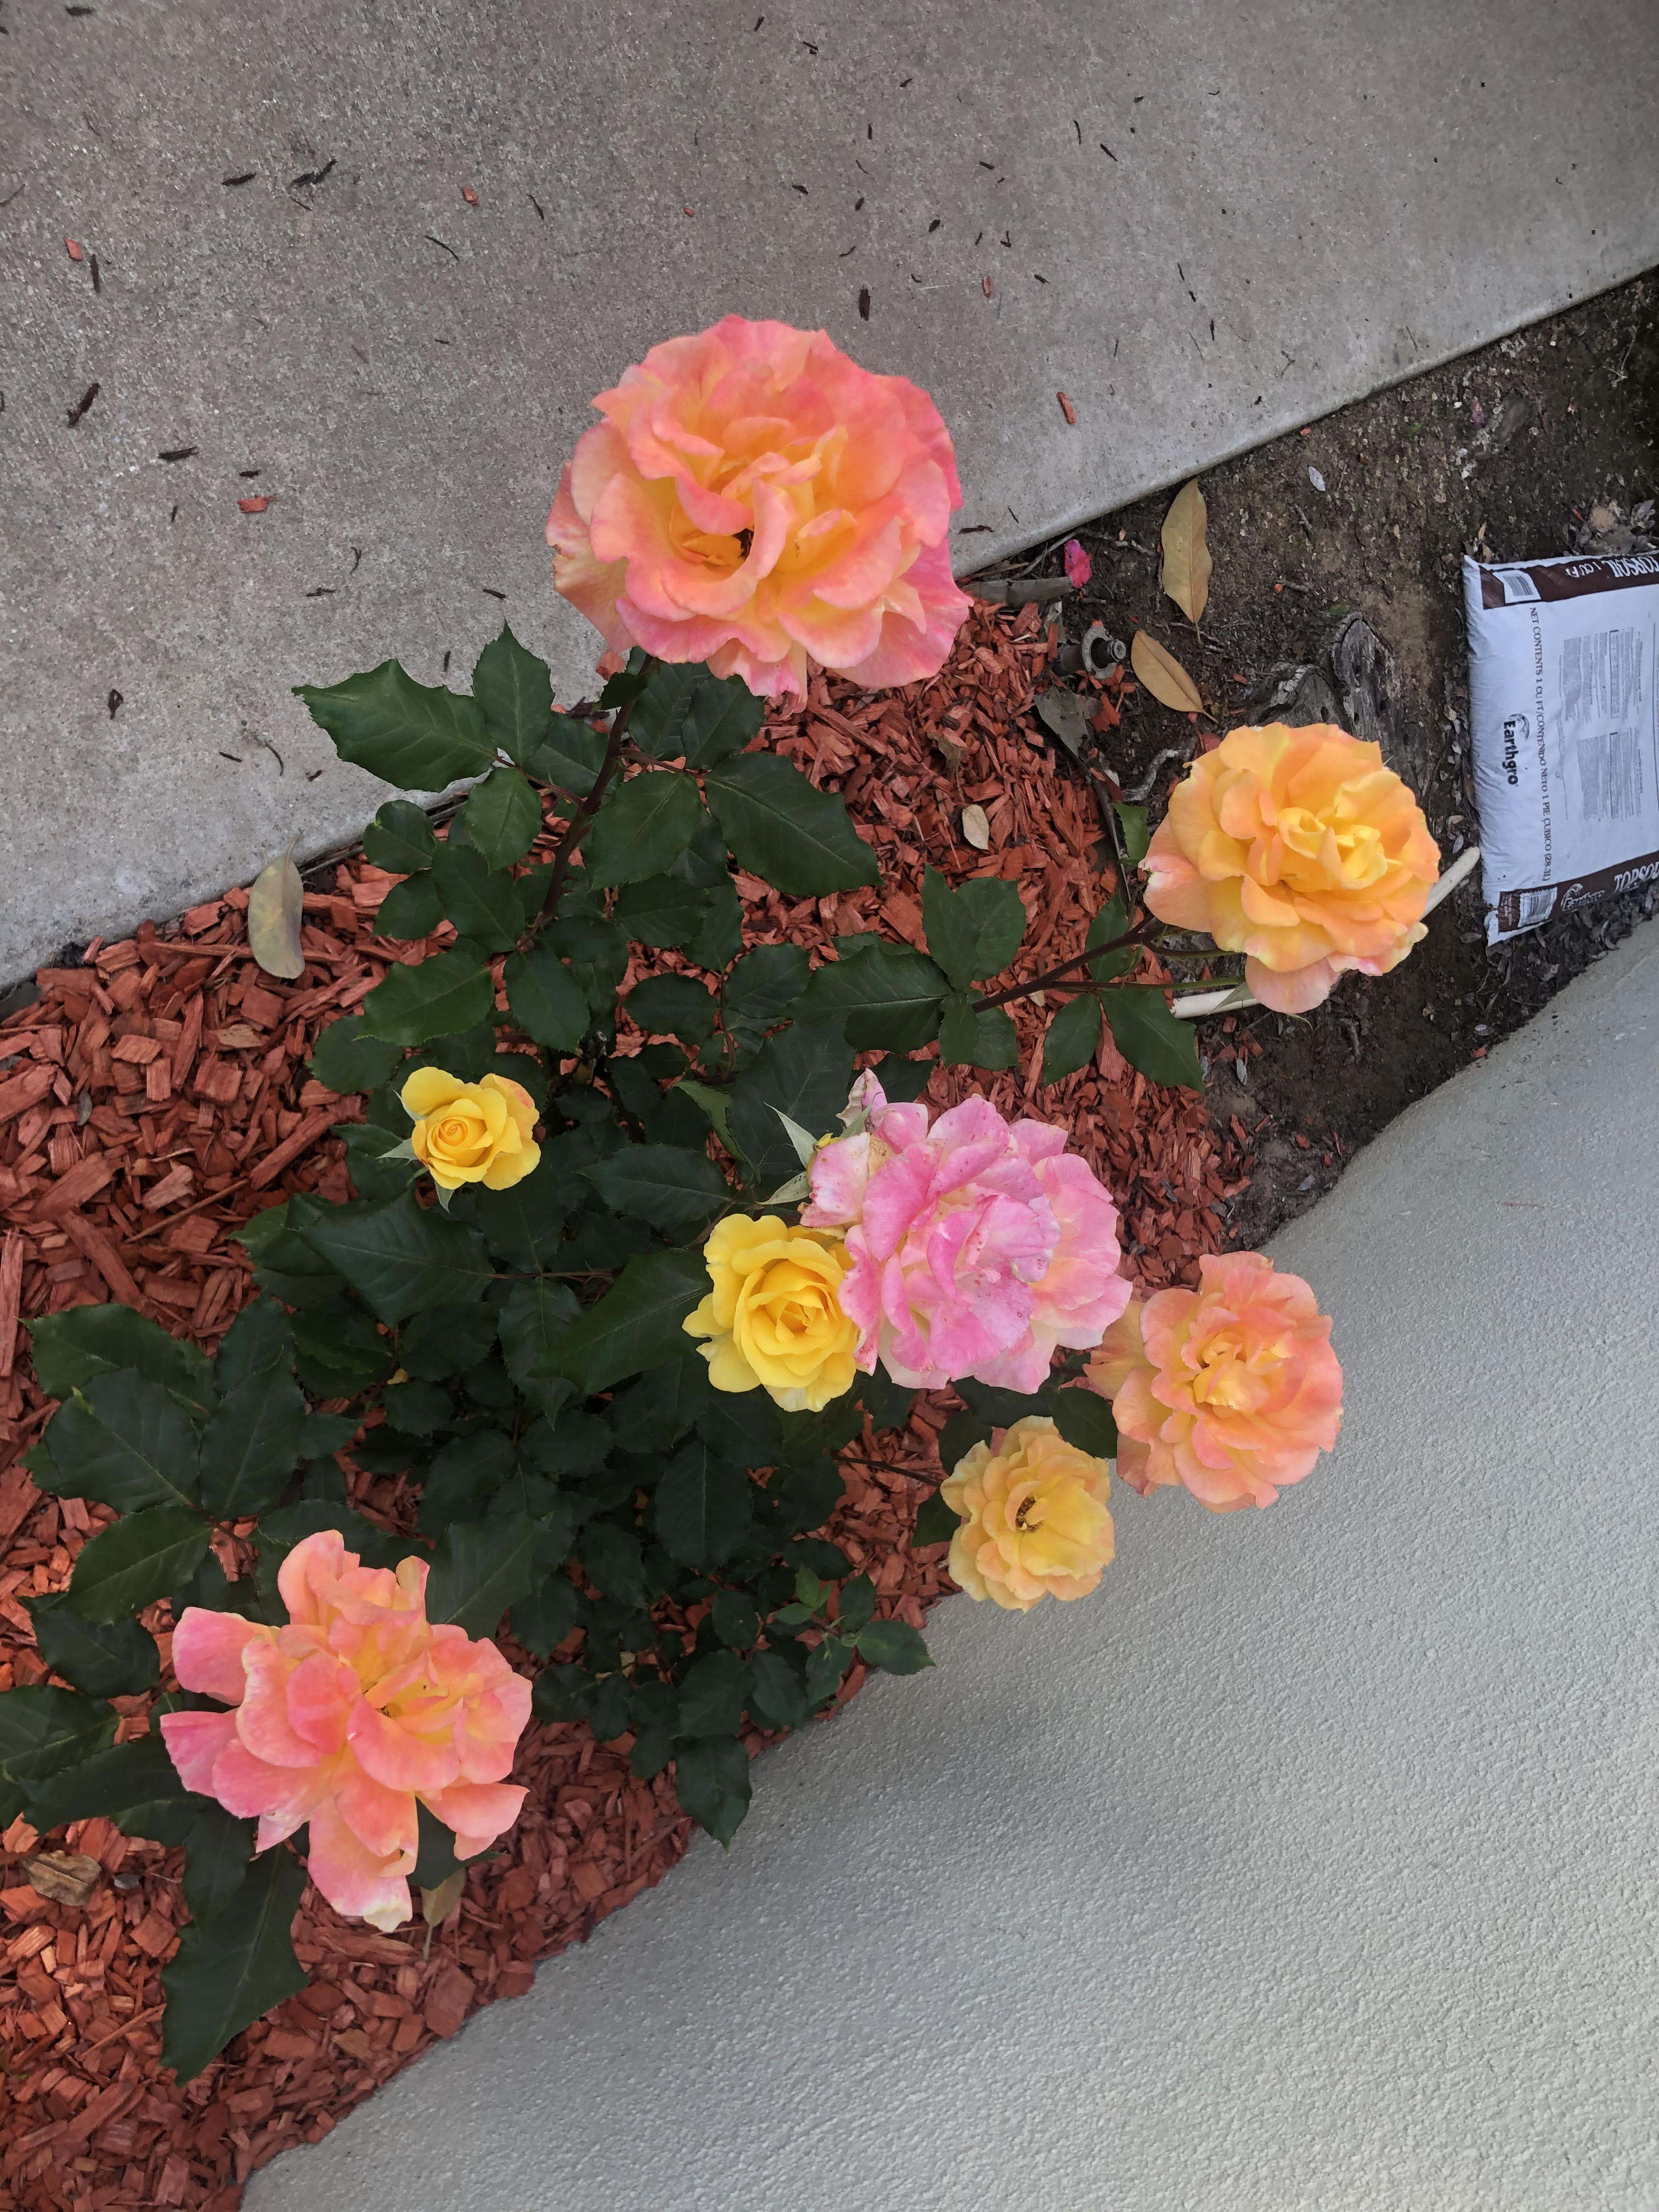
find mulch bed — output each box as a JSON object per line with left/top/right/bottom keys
{"left": 0, "top": 602, "right": 1249, "bottom": 2210}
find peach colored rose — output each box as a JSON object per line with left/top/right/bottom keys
{"left": 683, "top": 1214, "right": 860, "bottom": 1413}
{"left": 547, "top": 315, "right": 972, "bottom": 701}
{"left": 1141, "top": 723, "right": 1440, "bottom": 1013}
{"left": 159, "top": 1530, "right": 530, "bottom": 1932}
{"left": 1087, "top": 1252, "right": 1342, "bottom": 1511}
{"left": 402, "top": 1068, "right": 540, "bottom": 1194}
{"left": 940, "top": 1417, "right": 1114, "bottom": 1611}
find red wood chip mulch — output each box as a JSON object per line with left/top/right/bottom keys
{"left": 0, "top": 603, "right": 1251, "bottom": 2209}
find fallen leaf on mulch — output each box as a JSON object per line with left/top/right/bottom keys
{"left": 1130, "top": 630, "right": 1204, "bottom": 714}
{"left": 247, "top": 853, "right": 306, "bottom": 980}
{"left": 0, "top": 599, "right": 1250, "bottom": 2209}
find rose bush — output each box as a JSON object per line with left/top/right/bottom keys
{"left": 1141, "top": 721, "right": 1440, "bottom": 1013}
{"left": 0, "top": 323, "right": 1381, "bottom": 2084}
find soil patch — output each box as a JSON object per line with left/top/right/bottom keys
{"left": 992, "top": 269, "right": 1658, "bottom": 1243}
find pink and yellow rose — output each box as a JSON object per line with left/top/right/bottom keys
{"left": 160, "top": 1530, "right": 530, "bottom": 1932}
{"left": 1141, "top": 722, "right": 1440, "bottom": 1014}
{"left": 941, "top": 1417, "right": 1114, "bottom": 1611}
{"left": 1087, "top": 1251, "right": 1342, "bottom": 1511}
{"left": 802, "top": 1072, "right": 1131, "bottom": 1393}
{"left": 548, "top": 315, "right": 972, "bottom": 700}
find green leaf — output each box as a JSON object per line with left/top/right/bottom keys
{"left": 362, "top": 799, "right": 439, "bottom": 875}
{"left": 798, "top": 941, "right": 948, "bottom": 1049}
{"left": 360, "top": 939, "right": 496, "bottom": 1047}
{"left": 429, "top": 843, "right": 528, "bottom": 952}
{"left": 600, "top": 648, "right": 653, "bottom": 710}
{"left": 183, "top": 1805, "right": 257, "bottom": 1927}
{"left": 66, "top": 1507, "right": 211, "bottom": 1623}
{"left": 611, "top": 875, "right": 713, "bottom": 951}
{"left": 0, "top": 1688, "right": 117, "bottom": 1823}
{"left": 936, "top": 1408, "right": 991, "bottom": 1472}
{"left": 1115, "top": 801, "right": 1151, "bottom": 864}
{"left": 938, "top": 994, "right": 1019, "bottom": 1070}
{"left": 25, "top": 1734, "right": 200, "bottom": 1844}
{"left": 213, "top": 1299, "right": 294, "bottom": 1394}
{"left": 584, "top": 772, "right": 704, "bottom": 887}
{"left": 336, "top": 1121, "right": 415, "bottom": 1201}
{"left": 704, "top": 752, "right": 879, "bottom": 896}
{"left": 579, "top": 1522, "right": 648, "bottom": 1607}
{"left": 42, "top": 1373, "right": 200, "bottom": 1513}
{"left": 501, "top": 944, "right": 589, "bottom": 1054}
{"left": 853, "top": 1618, "right": 933, "bottom": 1674}
{"left": 804, "top": 1635, "right": 852, "bottom": 1704}
{"left": 681, "top": 675, "right": 766, "bottom": 769}
{"left": 416, "top": 1429, "right": 515, "bottom": 1534}
{"left": 551, "top": 1250, "right": 711, "bottom": 1397}
{"left": 654, "top": 1443, "right": 753, "bottom": 1567}
{"left": 590, "top": 1145, "right": 729, "bottom": 1234}
{"left": 676, "top": 1651, "right": 750, "bottom": 1740}
{"left": 775, "top": 1457, "right": 845, "bottom": 1536}
{"left": 27, "top": 1305, "right": 215, "bottom": 1413}
{"left": 748, "top": 1648, "right": 811, "bottom": 1730}
{"left": 625, "top": 974, "right": 716, "bottom": 1045}
{"left": 685, "top": 876, "right": 744, "bottom": 972}
{"left": 411, "top": 1799, "right": 466, "bottom": 1889}
{"left": 544, "top": 911, "right": 629, "bottom": 1007}
{"left": 294, "top": 660, "right": 494, "bottom": 791}
{"left": 627, "top": 662, "right": 704, "bottom": 760}
{"left": 373, "top": 873, "right": 446, "bottom": 942}
{"left": 911, "top": 1487, "right": 959, "bottom": 1547}
{"left": 1041, "top": 994, "right": 1103, "bottom": 1085}
{"left": 426, "top": 1513, "right": 540, "bottom": 1637}
{"left": 921, "top": 866, "right": 1028, "bottom": 989}
{"left": 466, "top": 1155, "right": 572, "bottom": 1273}
{"left": 472, "top": 624, "right": 553, "bottom": 765}
{"left": 528, "top": 715, "right": 607, "bottom": 797}
{"left": 721, "top": 944, "right": 809, "bottom": 1047}
{"left": 462, "top": 767, "right": 541, "bottom": 871}
{"left": 25, "top": 1595, "right": 159, "bottom": 1700}
{"left": 510, "top": 1573, "right": 580, "bottom": 1660}
{"left": 710, "top": 1588, "right": 759, "bottom": 1649}
{"left": 727, "top": 1022, "right": 854, "bottom": 1189}
{"left": 531, "top": 1663, "right": 590, "bottom": 1724}
{"left": 290, "top": 1298, "right": 394, "bottom": 1397}
{"left": 1049, "top": 1386, "right": 1119, "bottom": 1458}
{"left": 497, "top": 1279, "right": 582, "bottom": 1387}
{"left": 398, "top": 1304, "right": 501, "bottom": 1379}
{"left": 300, "top": 1188, "right": 494, "bottom": 1324}
{"left": 696, "top": 1389, "right": 781, "bottom": 1471}
{"left": 162, "top": 1844, "right": 308, "bottom": 2082}
{"left": 856, "top": 1368, "right": 915, "bottom": 1433}
{"left": 588, "top": 1673, "right": 631, "bottom": 1741}
{"left": 380, "top": 1379, "right": 452, "bottom": 1436}
{"left": 198, "top": 1368, "right": 307, "bottom": 1520}
{"left": 1103, "top": 989, "right": 1204, "bottom": 1090}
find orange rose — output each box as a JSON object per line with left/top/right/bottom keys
{"left": 547, "top": 315, "right": 971, "bottom": 701}
{"left": 940, "top": 1417, "right": 1114, "bottom": 1611}
{"left": 1087, "top": 1252, "right": 1342, "bottom": 1511}
{"left": 1142, "top": 723, "right": 1440, "bottom": 1013}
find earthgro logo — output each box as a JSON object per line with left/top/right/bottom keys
{"left": 1501, "top": 713, "right": 1527, "bottom": 786}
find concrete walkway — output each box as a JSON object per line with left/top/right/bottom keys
{"left": 249, "top": 920, "right": 1659, "bottom": 2211}
{"left": 3, "top": 1, "right": 1657, "bottom": 981}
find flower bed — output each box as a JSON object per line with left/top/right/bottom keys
{"left": 0, "top": 602, "right": 1252, "bottom": 2210}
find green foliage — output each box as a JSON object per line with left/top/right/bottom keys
{"left": 704, "top": 752, "right": 880, "bottom": 896}
{"left": 921, "top": 866, "right": 1027, "bottom": 989}
{"left": 362, "top": 799, "right": 440, "bottom": 875}
{"left": 1040, "top": 994, "right": 1103, "bottom": 1085}
{"left": 294, "top": 661, "right": 494, "bottom": 791}
{"left": 471, "top": 625, "right": 554, "bottom": 765}
{"left": 550, "top": 1251, "right": 712, "bottom": 1396}
{"left": 1103, "top": 988, "right": 1204, "bottom": 1089}
{"left": 585, "top": 772, "right": 704, "bottom": 886}
{"left": 360, "top": 939, "right": 496, "bottom": 1045}
{"left": 67, "top": 1507, "right": 213, "bottom": 1622}
{"left": 504, "top": 944, "right": 589, "bottom": 1051}
{"left": 939, "top": 995, "right": 1019, "bottom": 1070}
{"left": 26, "top": 1595, "right": 159, "bottom": 1699}
{"left": 799, "top": 940, "right": 949, "bottom": 1049}
{"left": 0, "top": 1688, "right": 118, "bottom": 1826}
{"left": 162, "top": 1846, "right": 308, "bottom": 2081}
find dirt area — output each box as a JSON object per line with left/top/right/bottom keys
{"left": 989, "top": 270, "right": 1659, "bottom": 1244}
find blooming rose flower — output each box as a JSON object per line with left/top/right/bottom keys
{"left": 402, "top": 1068, "right": 540, "bottom": 1194}
{"left": 547, "top": 315, "right": 972, "bottom": 700}
{"left": 941, "top": 1417, "right": 1114, "bottom": 1611}
{"left": 1141, "top": 723, "right": 1440, "bottom": 1014}
{"left": 802, "top": 1074, "right": 1130, "bottom": 1393}
{"left": 1087, "top": 1251, "right": 1342, "bottom": 1511}
{"left": 159, "top": 1531, "right": 529, "bottom": 1932}
{"left": 684, "top": 1215, "right": 860, "bottom": 1412}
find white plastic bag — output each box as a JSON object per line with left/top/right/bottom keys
{"left": 1464, "top": 551, "right": 1659, "bottom": 940}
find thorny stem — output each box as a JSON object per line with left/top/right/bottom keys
{"left": 529, "top": 659, "right": 657, "bottom": 935}
{"left": 970, "top": 922, "right": 1236, "bottom": 1015}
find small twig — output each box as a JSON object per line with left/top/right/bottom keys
{"left": 531, "top": 668, "right": 654, "bottom": 932}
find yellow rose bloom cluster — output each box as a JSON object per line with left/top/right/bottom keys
{"left": 400, "top": 1068, "right": 541, "bottom": 1194}
{"left": 684, "top": 1215, "right": 860, "bottom": 1413}
{"left": 941, "top": 1416, "right": 1114, "bottom": 1612}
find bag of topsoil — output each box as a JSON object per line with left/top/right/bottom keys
{"left": 1465, "top": 550, "right": 1659, "bottom": 941}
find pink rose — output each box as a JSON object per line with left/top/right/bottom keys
{"left": 803, "top": 1076, "right": 1130, "bottom": 1393}
{"left": 1087, "top": 1252, "right": 1343, "bottom": 1510}
{"left": 159, "top": 1530, "right": 530, "bottom": 1932}
{"left": 547, "top": 316, "right": 972, "bottom": 701}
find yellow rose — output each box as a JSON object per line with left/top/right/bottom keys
{"left": 940, "top": 1416, "right": 1113, "bottom": 1612}
{"left": 683, "top": 1215, "right": 859, "bottom": 1413}
{"left": 400, "top": 1068, "right": 540, "bottom": 1194}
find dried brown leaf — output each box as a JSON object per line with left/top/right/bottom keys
{"left": 25, "top": 1850, "right": 101, "bottom": 1906}
{"left": 248, "top": 849, "right": 305, "bottom": 979}
{"left": 1159, "top": 479, "right": 1211, "bottom": 624}
{"left": 421, "top": 1869, "right": 466, "bottom": 1929}
{"left": 1130, "top": 631, "right": 1204, "bottom": 715}
{"left": 960, "top": 802, "right": 992, "bottom": 851}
